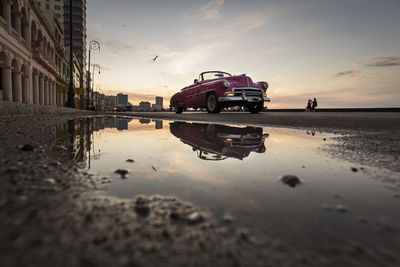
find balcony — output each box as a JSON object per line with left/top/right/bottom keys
{"left": 32, "top": 46, "right": 59, "bottom": 77}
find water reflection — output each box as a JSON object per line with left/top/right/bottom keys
{"left": 117, "top": 119, "right": 128, "bottom": 130}
{"left": 56, "top": 117, "right": 134, "bottom": 168}
{"left": 169, "top": 122, "right": 268, "bottom": 160}
{"left": 52, "top": 116, "right": 400, "bottom": 258}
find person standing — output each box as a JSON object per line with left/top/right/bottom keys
{"left": 312, "top": 98, "right": 318, "bottom": 111}
{"left": 306, "top": 99, "right": 312, "bottom": 112}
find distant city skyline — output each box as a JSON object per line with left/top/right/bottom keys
{"left": 87, "top": 0, "right": 400, "bottom": 108}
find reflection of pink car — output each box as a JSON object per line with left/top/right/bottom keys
{"left": 170, "top": 122, "right": 268, "bottom": 161}
{"left": 170, "top": 71, "right": 271, "bottom": 114}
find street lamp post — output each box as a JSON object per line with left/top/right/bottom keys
{"left": 87, "top": 40, "right": 100, "bottom": 110}
{"left": 91, "top": 64, "right": 101, "bottom": 110}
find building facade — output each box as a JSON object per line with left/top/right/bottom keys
{"left": 63, "top": 0, "right": 86, "bottom": 89}
{"left": 117, "top": 93, "right": 128, "bottom": 106}
{"left": 155, "top": 96, "right": 163, "bottom": 111}
{"left": 0, "top": 0, "right": 70, "bottom": 106}
{"left": 139, "top": 101, "right": 150, "bottom": 111}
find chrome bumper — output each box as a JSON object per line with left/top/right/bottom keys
{"left": 218, "top": 96, "right": 271, "bottom": 102}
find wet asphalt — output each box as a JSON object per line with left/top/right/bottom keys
{"left": 0, "top": 112, "right": 399, "bottom": 267}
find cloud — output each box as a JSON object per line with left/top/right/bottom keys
{"left": 366, "top": 56, "right": 400, "bottom": 67}
{"left": 330, "top": 70, "right": 367, "bottom": 79}
{"left": 102, "top": 39, "right": 150, "bottom": 56}
{"left": 238, "top": 17, "right": 266, "bottom": 29}
{"left": 236, "top": 8, "right": 280, "bottom": 30}
{"left": 199, "top": 0, "right": 224, "bottom": 20}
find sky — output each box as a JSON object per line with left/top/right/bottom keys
{"left": 87, "top": 0, "right": 400, "bottom": 108}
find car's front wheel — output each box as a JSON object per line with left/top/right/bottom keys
{"left": 248, "top": 101, "right": 263, "bottom": 113}
{"left": 174, "top": 102, "right": 183, "bottom": 114}
{"left": 206, "top": 93, "right": 220, "bottom": 114}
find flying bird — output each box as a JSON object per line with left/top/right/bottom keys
{"left": 149, "top": 55, "right": 158, "bottom": 63}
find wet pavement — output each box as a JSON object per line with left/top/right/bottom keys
{"left": 1, "top": 114, "right": 399, "bottom": 267}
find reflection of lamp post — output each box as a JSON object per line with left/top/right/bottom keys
{"left": 91, "top": 64, "right": 101, "bottom": 109}
{"left": 87, "top": 40, "right": 100, "bottom": 109}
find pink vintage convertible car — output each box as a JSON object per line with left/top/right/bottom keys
{"left": 170, "top": 71, "right": 271, "bottom": 114}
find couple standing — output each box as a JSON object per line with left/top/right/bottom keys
{"left": 306, "top": 98, "right": 318, "bottom": 112}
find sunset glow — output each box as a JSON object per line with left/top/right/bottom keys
{"left": 87, "top": 0, "right": 400, "bottom": 108}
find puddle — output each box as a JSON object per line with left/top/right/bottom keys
{"left": 57, "top": 116, "right": 400, "bottom": 253}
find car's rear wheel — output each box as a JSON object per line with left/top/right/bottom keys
{"left": 174, "top": 102, "right": 183, "bottom": 114}
{"left": 206, "top": 93, "right": 220, "bottom": 114}
{"left": 248, "top": 101, "right": 263, "bottom": 113}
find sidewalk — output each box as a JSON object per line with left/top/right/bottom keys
{"left": 0, "top": 101, "right": 93, "bottom": 116}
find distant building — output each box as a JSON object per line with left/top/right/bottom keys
{"left": 117, "top": 93, "right": 128, "bottom": 106}
{"left": 139, "top": 101, "right": 151, "bottom": 111}
{"left": 155, "top": 96, "right": 163, "bottom": 111}
{"left": 104, "top": 95, "right": 117, "bottom": 110}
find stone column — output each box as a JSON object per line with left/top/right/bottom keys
{"left": 22, "top": 73, "right": 29, "bottom": 103}
{"left": 56, "top": 84, "right": 59, "bottom": 106}
{"left": 50, "top": 81, "right": 54, "bottom": 106}
{"left": 12, "top": 71, "right": 22, "bottom": 102}
{"left": 39, "top": 74, "right": 44, "bottom": 105}
{"left": 2, "top": 66, "right": 12, "bottom": 101}
{"left": 44, "top": 78, "right": 49, "bottom": 105}
{"left": 33, "top": 71, "right": 39, "bottom": 104}
{"left": 53, "top": 82, "right": 57, "bottom": 106}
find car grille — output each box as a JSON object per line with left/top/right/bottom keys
{"left": 232, "top": 87, "right": 263, "bottom": 97}
{"left": 230, "top": 134, "right": 261, "bottom": 147}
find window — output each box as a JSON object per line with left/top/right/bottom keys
{"left": 0, "top": 2, "right": 4, "bottom": 19}
{"left": 55, "top": 5, "right": 60, "bottom": 10}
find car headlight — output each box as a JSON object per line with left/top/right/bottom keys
{"left": 225, "top": 93, "right": 235, "bottom": 97}
{"left": 262, "top": 82, "right": 269, "bottom": 90}
{"left": 223, "top": 81, "right": 230, "bottom": 88}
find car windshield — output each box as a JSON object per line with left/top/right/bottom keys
{"left": 201, "top": 71, "right": 232, "bottom": 81}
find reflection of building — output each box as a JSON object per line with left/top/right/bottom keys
{"left": 117, "top": 93, "right": 128, "bottom": 105}
{"left": 155, "top": 96, "right": 163, "bottom": 111}
{"left": 117, "top": 119, "right": 128, "bottom": 130}
{"left": 139, "top": 101, "right": 150, "bottom": 111}
{"left": 170, "top": 122, "right": 268, "bottom": 160}
{"left": 155, "top": 120, "right": 163, "bottom": 129}
{"left": 139, "top": 118, "right": 150, "bottom": 124}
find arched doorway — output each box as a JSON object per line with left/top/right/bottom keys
{"left": 0, "top": 49, "right": 11, "bottom": 101}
